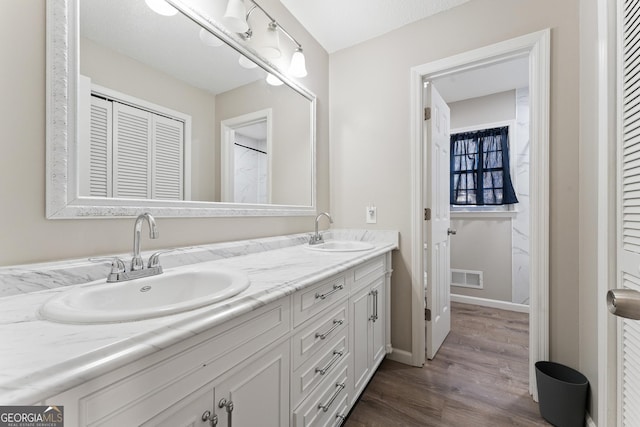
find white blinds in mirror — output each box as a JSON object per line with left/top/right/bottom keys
{"left": 84, "top": 96, "right": 185, "bottom": 200}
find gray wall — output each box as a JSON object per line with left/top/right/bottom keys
{"left": 216, "top": 80, "right": 312, "bottom": 206}
{"left": 330, "top": 0, "right": 580, "bottom": 369}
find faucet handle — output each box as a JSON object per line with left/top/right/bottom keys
{"left": 89, "top": 257, "right": 127, "bottom": 274}
{"left": 147, "top": 249, "right": 176, "bottom": 268}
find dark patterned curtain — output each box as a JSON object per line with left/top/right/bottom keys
{"left": 450, "top": 126, "right": 518, "bottom": 206}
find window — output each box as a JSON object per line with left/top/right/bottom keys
{"left": 450, "top": 126, "right": 518, "bottom": 207}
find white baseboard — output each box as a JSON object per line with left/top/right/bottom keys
{"left": 586, "top": 412, "right": 596, "bottom": 427}
{"left": 388, "top": 347, "right": 415, "bottom": 365}
{"left": 451, "top": 294, "right": 530, "bottom": 313}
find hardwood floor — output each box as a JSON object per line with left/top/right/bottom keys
{"left": 344, "top": 303, "right": 550, "bottom": 426}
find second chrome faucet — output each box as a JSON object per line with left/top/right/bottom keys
{"left": 310, "top": 212, "right": 333, "bottom": 245}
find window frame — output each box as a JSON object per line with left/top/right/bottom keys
{"left": 449, "top": 120, "right": 518, "bottom": 216}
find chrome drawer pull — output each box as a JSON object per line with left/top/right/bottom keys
{"left": 315, "top": 284, "right": 344, "bottom": 300}
{"left": 218, "top": 398, "right": 233, "bottom": 427}
{"left": 374, "top": 289, "right": 379, "bottom": 321}
{"left": 202, "top": 410, "right": 218, "bottom": 426}
{"left": 335, "top": 413, "right": 347, "bottom": 427}
{"left": 315, "top": 319, "right": 344, "bottom": 340}
{"left": 315, "top": 350, "right": 344, "bottom": 375}
{"left": 369, "top": 290, "right": 379, "bottom": 322}
{"left": 318, "top": 382, "right": 346, "bottom": 412}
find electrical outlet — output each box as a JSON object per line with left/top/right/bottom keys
{"left": 366, "top": 206, "right": 377, "bottom": 224}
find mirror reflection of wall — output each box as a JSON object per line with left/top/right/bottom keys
{"left": 76, "top": 0, "right": 313, "bottom": 206}
{"left": 233, "top": 121, "right": 269, "bottom": 204}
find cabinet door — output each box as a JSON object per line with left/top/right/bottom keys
{"left": 350, "top": 285, "right": 372, "bottom": 402}
{"left": 371, "top": 277, "right": 386, "bottom": 365}
{"left": 215, "top": 341, "right": 290, "bottom": 427}
{"left": 141, "top": 386, "right": 214, "bottom": 427}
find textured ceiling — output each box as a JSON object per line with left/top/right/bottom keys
{"left": 279, "top": 0, "right": 471, "bottom": 53}
{"left": 80, "top": 0, "right": 265, "bottom": 95}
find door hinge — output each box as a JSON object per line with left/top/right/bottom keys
{"left": 424, "top": 208, "right": 431, "bottom": 221}
{"left": 425, "top": 308, "right": 431, "bottom": 321}
{"left": 424, "top": 107, "right": 431, "bottom": 121}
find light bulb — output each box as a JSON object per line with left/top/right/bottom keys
{"left": 199, "top": 28, "right": 224, "bottom": 47}
{"left": 288, "top": 48, "right": 307, "bottom": 77}
{"left": 145, "top": 0, "right": 178, "bottom": 16}
{"left": 239, "top": 55, "right": 258, "bottom": 69}
{"left": 266, "top": 74, "right": 283, "bottom": 86}
{"left": 260, "top": 23, "right": 281, "bottom": 59}
{"left": 224, "top": 0, "right": 249, "bottom": 33}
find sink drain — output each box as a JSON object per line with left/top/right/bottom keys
{"left": 139, "top": 286, "right": 152, "bottom": 292}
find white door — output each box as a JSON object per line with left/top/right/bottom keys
{"left": 424, "top": 82, "right": 452, "bottom": 360}
{"left": 351, "top": 284, "right": 373, "bottom": 400}
{"left": 215, "top": 341, "right": 289, "bottom": 427}
{"left": 617, "top": 1, "right": 640, "bottom": 425}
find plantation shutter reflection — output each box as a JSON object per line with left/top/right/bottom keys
{"left": 113, "top": 103, "right": 152, "bottom": 199}
{"left": 88, "top": 97, "right": 112, "bottom": 197}
{"left": 88, "top": 95, "right": 185, "bottom": 200}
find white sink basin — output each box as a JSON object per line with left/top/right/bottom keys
{"left": 306, "top": 240, "right": 375, "bottom": 252}
{"left": 40, "top": 264, "right": 250, "bottom": 324}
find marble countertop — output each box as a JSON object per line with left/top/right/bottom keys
{"left": 0, "top": 230, "right": 398, "bottom": 404}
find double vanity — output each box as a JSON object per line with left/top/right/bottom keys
{"left": 0, "top": 228, "right": 397, "bottom": 427}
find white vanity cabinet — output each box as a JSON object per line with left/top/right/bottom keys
{"left": 145, "top": 339, "right": 290, "bottom": 427}
{"left": 291, "top": 253, "right": 391, "bottom": 427}
{"left": 45, "top": 300, "right": 291, "bottom": 427}
{"left": 41, "top": 251, "right": 393, "bottom": 427}
{"left": 349, "top": 256, "right": 388, "bottom": 404}
{"left": 290, "top": 274, "right": 350, "bottom": 427}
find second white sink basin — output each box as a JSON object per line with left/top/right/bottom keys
{"left": 40, "top": 264, "right": 250, "bottom": 324}
{"left": 306, "top": 240, "right": 375, "bottom": 252}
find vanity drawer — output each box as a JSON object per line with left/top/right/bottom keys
{"left": 351, "top": 255, "right": 386, "bottom": 293}
{"left": 292, "top": 300, "right": 348, "bottom": 369}
{"left": 293, "top": 362, "right": 349, "bottom": 427}
{"left": 293, "top": 274, "right": 348, "bottom": 327}
{"left": 291, "top": 331, "right": 348, "bottom": 408}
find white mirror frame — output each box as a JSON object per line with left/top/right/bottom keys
{"left": 46, "top": 0, "right": 316, "bottom": 218}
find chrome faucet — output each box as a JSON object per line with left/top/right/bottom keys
{"left": 310, "top": 212, "right": 333, "bottom": 245}
{"left": 90, "top": 213, "right": 167, "bottom": 283}
{"left": 132, "top": 212, "right": 159, "bottom": 271}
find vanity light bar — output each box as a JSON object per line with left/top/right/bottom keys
{"left": 233, "top": 0, "right": 308, "bottom": 78}
{"left": 243, "top": 0, "right": 303, "bottom": 50}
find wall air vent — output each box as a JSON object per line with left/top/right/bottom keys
{"left": 451, "top": 269, "right": 483, "bottom": 289}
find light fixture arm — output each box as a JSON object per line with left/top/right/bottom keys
{"left": 241, "top": 0, "right": 303, "bottom": 49}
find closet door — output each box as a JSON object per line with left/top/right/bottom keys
{"left": 152, "top": 115, "right": 184, "bottom": 200}
{"left": 113, "top": 102, "right": 152, "bottom": 199}
{"left": 618, "top": 0, "right": 640, "bottom": 425}
{"left": 86, "top": 96, "right": 113, "bottom": 197}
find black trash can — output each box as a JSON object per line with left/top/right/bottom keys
{"left": 535, "top": 361, "right": 589, "bottom": 427}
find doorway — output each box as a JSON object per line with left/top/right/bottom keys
{"left": 410, "top": 29, "right": 550, "bottom": 398}
{"left": 433, "top": 60, "right": 532, "bottom": 311}
{"left": 220, "top": 108, "right": 273, "bottom": 204}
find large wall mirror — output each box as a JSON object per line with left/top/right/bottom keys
{"left": 46, "top": 0, "right": 316, "bottom": 218}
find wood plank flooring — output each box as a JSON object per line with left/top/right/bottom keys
{"left": 344, "top": 303, "right": 550, "bottom": 426}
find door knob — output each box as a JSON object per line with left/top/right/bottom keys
{"left": 448, "top": 228, "right": 457, "bottom": 235}
{"left": 607, "top": 289, "right": 640, "bottom": 320}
